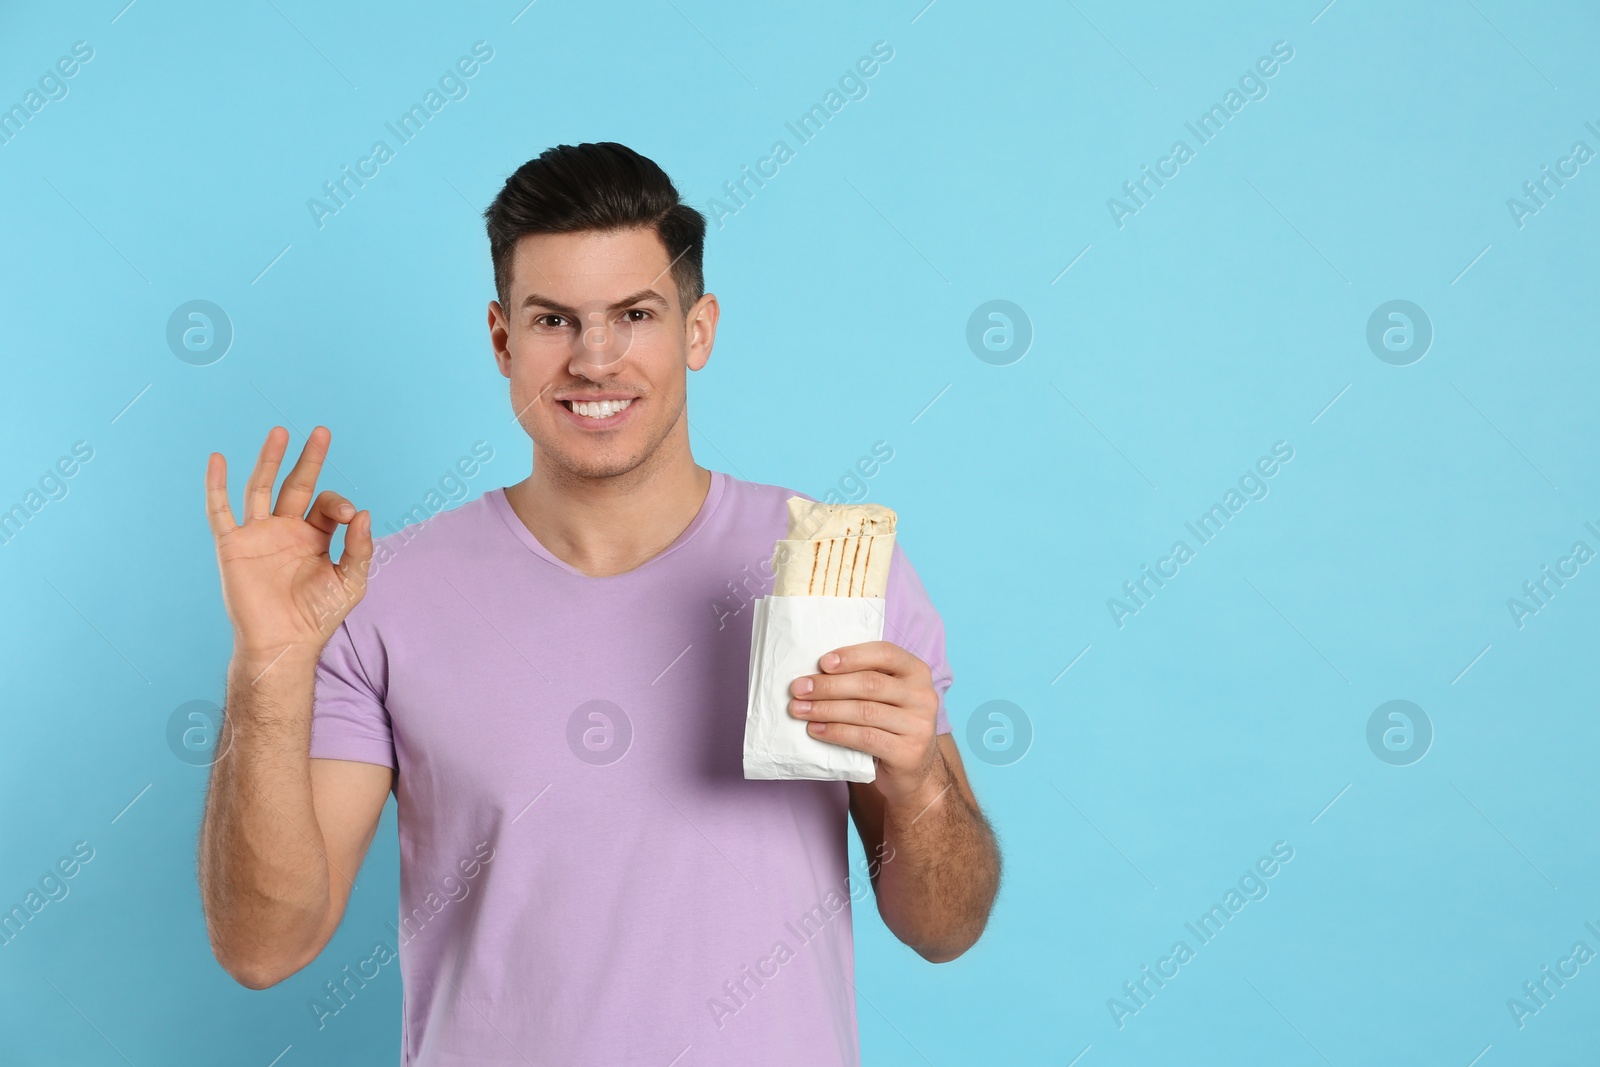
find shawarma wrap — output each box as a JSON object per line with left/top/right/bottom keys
{"left": 770, "top": 497, "right": 896, "bottom": 597}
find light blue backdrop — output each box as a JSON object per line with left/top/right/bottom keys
{"left": 2, "top": 0, "right": 1597, "bottom": 1063}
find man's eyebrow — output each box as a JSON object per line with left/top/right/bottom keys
{"left": 608, "top": 288, "right": 670, "bottom": 311}
{"left": 519, "top": 292, "right": 576, "bottom": 314}
{"left": 518, "top": 289, "right": 671, "bottom": 314}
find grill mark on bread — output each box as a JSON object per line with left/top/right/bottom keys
{"left": 778, "top": 499, "right": 896, "bottom": 597}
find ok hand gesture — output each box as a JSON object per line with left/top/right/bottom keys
{"left": 206, "top": 426, "right": 372, "bottom": 668}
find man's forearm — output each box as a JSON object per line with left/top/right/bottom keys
{"left": 198, "top": 652, "right": 331, "bottom": 987}
{"left": 873, "top": 751, "right": 1001, "bottom": 963}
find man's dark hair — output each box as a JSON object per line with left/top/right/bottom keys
{"left": 483, "top": 142, "right": 707, "bottom": 315}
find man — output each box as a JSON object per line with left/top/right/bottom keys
{"left": 198, "top": 142, "right": 1000, "bottom": 1065}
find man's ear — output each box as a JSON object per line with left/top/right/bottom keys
{"left": 686, "top": 292, "right": 719, "bottom": 372}
{"left": 488, "top": 300, "right": 512, "bottom": 379}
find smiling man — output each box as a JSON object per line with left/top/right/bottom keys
{"left": 197, "top": 141, "right": 1000, "bottom": 1065}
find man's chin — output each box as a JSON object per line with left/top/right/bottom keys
{"left": 540, "top": 447, "right": 650, "bottom": 482}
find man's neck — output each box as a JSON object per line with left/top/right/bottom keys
{"left": 504, "top": 442, "right": 712, "bottom": 578}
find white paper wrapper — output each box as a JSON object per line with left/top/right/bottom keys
{"left": 743, "top": 595, "right": 884, "bottom": 782}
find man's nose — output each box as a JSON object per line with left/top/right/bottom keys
{"left": 581, "top": 312, "right": 609, "bottom": 352}
{"left": 572, "top": 310, "right": 626, "bottom": 370}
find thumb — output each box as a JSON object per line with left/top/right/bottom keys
{"left": 336, "top": 510, "right": 375, "bottom": 595}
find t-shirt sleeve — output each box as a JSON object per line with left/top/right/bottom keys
{"left": 311, "top": 620, "right": 397, "bottom": 769}
{"left": 884, "top": 541, "right": 955, "bottom": 736}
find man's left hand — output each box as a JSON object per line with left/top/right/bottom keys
{"left": 789, "top": 640, "right": 944, "bottom": 807}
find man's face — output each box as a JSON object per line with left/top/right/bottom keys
{"left": 489, "top": 227, "right": 716, "bottom": 480}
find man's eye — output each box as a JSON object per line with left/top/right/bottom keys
{"left": 622, "top": 309, "right": 651, "bottom": 323}
{"left": 536, "top": 314, "right": 570, "bottom": 328}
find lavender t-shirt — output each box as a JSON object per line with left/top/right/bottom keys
{"left": 311, "top": 470, "right": 954, "bottom": 1066}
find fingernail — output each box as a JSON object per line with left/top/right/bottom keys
{"left": 808, "top": 722, "right": 826, "bottom": 735}
{"left": 792, "top": 700, "right": 812, "bottom": 714}
{"left": 821, "top": 653, "right": 840, "bottom": 670}
{"left": 793, "top": 678, "right": 813, "bottom": 695}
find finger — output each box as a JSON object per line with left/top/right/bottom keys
{"left": 205, "top": 452, "right": 236, "bottom": 536}
{"left": 274, "top": 425, "right": 331, "bottom": 519}
{"left": 793, "top": 697, "right": 917, "bottom": 736}
{"left": 805, "top": 720, "right": 896, "bottom": 759}
{"left": 817, "top": 640, "right": 929, "bottom": 681}
{"left": 306, "top": 490, "right": 357, "bottom": 537}
{"left": 244, "top": 427, "right": 289, "bottom": 521}
{"left": 336, "top": 510, "right": 374, "bottom": 591}
{"left": 793, "top": 667, "right": 909, "bottom": 707}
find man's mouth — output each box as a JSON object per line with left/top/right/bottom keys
{"left": 564, "top": 397, "right": 635, "bottom": 419}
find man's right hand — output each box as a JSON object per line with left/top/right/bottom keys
{"left": 206, "top": 425, "right": 373, "bottom": 669}
{"left": 200, "top": 426, "right": 391, "bottom": 990}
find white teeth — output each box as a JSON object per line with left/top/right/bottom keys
{"left": 570, "top": 398, "right": 634, "bottom": 419}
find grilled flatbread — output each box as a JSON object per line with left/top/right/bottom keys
{"left": 771, "top": 498, "right": 897, "bottom": 597}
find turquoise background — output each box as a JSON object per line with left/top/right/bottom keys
{"left": 3, "top": 0, "right": 1599, "bottom": 1063}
